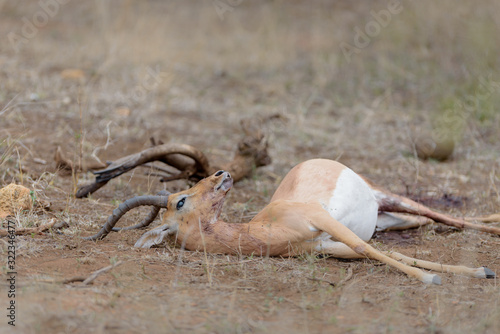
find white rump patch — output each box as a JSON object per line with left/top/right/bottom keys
{"left": 325, "top": 168, "right": 378, "bottom": 241}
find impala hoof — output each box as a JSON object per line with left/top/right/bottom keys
{"left": 423, "top": 273, "right": 441, "bottom": 285}
{"left": 483, "top": 267, "right": 495, "bottom": 279}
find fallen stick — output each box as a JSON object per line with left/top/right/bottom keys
{"left": 39, "top": 261, "right": 124, "bottom": 285}
{"left": 72, "top": 118, "right": 272, "bottom": 198}
{"left": 0, "top": 219, "right": 57, "bottom": 236}
{"left": 337, "top": 266, "right": 354, "bottom": 286}
{"left": 82, "top": 260, "right": 123, "bottom": 285}
{"left": 307, "top": 266, "right": 353, "bottom": 287}
{"left": 75, "top": 144, "right": 210, "bottom": 198}
{"left": 306, "top": 276, "right": 336, "bottom": 287}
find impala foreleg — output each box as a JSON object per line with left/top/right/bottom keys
{"left": 302, "top": 203, "right": 441, "bottom": 284}
{"left": 386, "top": 252, "right": 496, "bottom": 279}
{"left": 465, "top": 213, "right": 500, "bottom": 223}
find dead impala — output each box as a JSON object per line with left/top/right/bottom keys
{"left": 85, "top": 159, "right": 499, "bottom": 284}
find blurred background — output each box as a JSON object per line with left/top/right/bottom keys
{"left": 2, "top": 1, "right": 499, "bottom": 171}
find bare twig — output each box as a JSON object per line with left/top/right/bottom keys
{"left": 72, "top": 117, "right": 272, "bottom": 198}
{"left": 82, "top": 260, "right": 123, "bottom": 285}
{"left": 38, "top": 261, "right": 124, "bottom": 285}
{"left": 60, "top": 276, "right": 87, "bottom": 284}
{"left": 307, "top": 266, "right": 353, "bottom": 287}
{"left": 55, "top": 146, "right": 107, "bottom": 173}
{"left": 0, "top": 219, "right": 57, "bottom": 236}
{"left": 306, "top": 276, "right": 336, "bottom": 287}
{"left": 75, "top": 144, "right": 209, "bottom": 198}
{"left": 337, "top": 266, "right": 354, "bottom": 286}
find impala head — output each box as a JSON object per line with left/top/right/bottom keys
{"left": 163, "top": 170, "right": 233, "bottom": 226}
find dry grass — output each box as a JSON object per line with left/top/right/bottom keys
{"left": 1, "top": 1, "right": 500, "bottom": 333}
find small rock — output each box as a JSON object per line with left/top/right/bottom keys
{"left": 0, "top": 184, "right": 33, "bottom": 218}
{"left": 415, "top": 136, "right": 455, "bottom": 161}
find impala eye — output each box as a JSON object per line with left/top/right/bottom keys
{"left": 176, "top": 198, "right": 186, "bottom": 210}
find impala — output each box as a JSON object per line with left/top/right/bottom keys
{"left": 85, "top": 159, "right": 499, "bottom": 284}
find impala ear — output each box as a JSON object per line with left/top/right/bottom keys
{"left": 134, "top": 224, "right": 171, "bottom": 248}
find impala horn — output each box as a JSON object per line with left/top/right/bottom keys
{"left": 84, "top": 190, "right": 170, "bottom": 241}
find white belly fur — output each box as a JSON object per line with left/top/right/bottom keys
{"left": 323, "top": 167, "right": 378, "bottom": 241}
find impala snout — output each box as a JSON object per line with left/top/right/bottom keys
{"left": 214, "top": 170, "right": 233, "bottom": 192}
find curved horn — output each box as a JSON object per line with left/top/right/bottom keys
{"left": 83, "top": 192, "right": 170, "bottom": 241}
{"left": 111, "top": 190, "right": 170, "bottom": 232}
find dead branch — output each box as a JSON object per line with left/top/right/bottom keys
{"left": 337, "top": 266, "right": 354, "bottom": 286}
{"left": 55, "top": 146, "right": 107, "bottom": 173}
{"left": 205, "top": 118, "right": 271, "bottom": 182}
{"left": 82, "top": 261, "right": 123, "bottom": 285}
{"left": 0, "top": 219, "right": 57, "bottom": 236}
{"left": 73, "top": 118, "right": 272, "bottom": 198}
{"left": 306, "top": 276, "right": 336, "bottom": 287}
{"left": 40, "top": 261, "right": 123, "bottom": 285}
{"left": 306, "top": 267, "right": 353, "bottom": 287}
{"left": 75, "top": 144, "right": 209, "bottom": 198}
{"left": 60, "top": 276, "right": 87, "bottom": 284}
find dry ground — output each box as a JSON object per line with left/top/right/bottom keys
{"left": 1, "top": 1, "right": 500, "bottom": 333}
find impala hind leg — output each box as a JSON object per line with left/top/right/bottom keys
{"left": 376, "top": 212, "right": 434, "bottom": 231}
{"left": 372, "top": 188, "right": 500, "bottom": 235}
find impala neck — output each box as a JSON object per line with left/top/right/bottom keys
{"left": 175, "top": 218, "right": 270, "bottom": 255}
